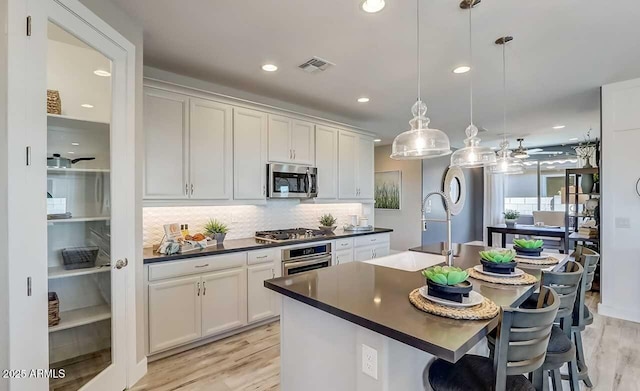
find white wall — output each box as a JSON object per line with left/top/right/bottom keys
{"left": 599, "top": 78, "right": 640, "bottom": 323}
{"left": 0, "top": 0, "right": 9, "bottom": 388}
{"left": 373, "top": 145, "right": 422, "bottom": 251}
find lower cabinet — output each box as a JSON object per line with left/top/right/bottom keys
{"left": 335, "top": 248, "right": 354, "bottom": 265}
{"left": 201, "top": 268, "right": 247, "bottom": 337}
{"left": 247, "top": 262, "right": 279, "bottom": 323}
{"left": 353, "top": 234, "right": 391, "bottom": 262}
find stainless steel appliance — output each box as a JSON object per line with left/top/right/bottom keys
{"left": 255, "top": 228, "right": 327, "bottom": 243}
{"left": 282, "top": 242, "right": 332, "bottom": 276}
{"left": 267, "top": 164, "right": 317, "bottom": 199}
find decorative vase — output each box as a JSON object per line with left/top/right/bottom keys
{"left": 426, "top": 280, "right": 472, "bottom": 303}
{"left": 514, "top": 245, "right": 543, "bottom": 257}
{"left": 480, "top": 259, "right": 517, "bottom": 275}
{"left": 583, "top": 161, "right": 592, "bottom": 169}
{"left": 319, "top": 225, "right": 337, "bottom": 233}
{"left": 581, "top": 174, "right": 594, "bottom": 194}
{"left": 213, "top": 233, "right": 226, "bottom": 244}
{"left": 505, "top": 219, "right": 516, "bottom": 228}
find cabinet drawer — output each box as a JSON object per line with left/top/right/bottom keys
{"left": 247, "top": 249, "right": 277, "bottom": 265}
{"left": 148, "top": 252, "right": 247, "bottom": 281}
{"left": 354, "top": 233, "right": 389, "bottom": 247}
{"left": 335, "top": 238, "right": 353, "bottom": 250}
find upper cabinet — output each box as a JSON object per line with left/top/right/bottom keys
{"left": 143, "top": 87, "right": 232, "bottom": 201}
{"left": 338, "top": 130, "right": 374, "bottom": 200}
{"left": 315, "top": 125, "right": 338, "bottom": 199}
{"left": 144, "top": 88, "right": 189, "bottom": 199}
{"left": 267, "top": 115, "right": 315, "bottom": 165}
{"left": 234, "top": 108, "right": 268, "bottom": 200}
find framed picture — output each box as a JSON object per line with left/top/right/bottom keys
{"left": 375, "top": 170, "right": 401, "bottom": 210}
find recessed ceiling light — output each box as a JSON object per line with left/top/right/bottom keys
{"left": 373, "top": 138, "right": 381, "bottom": 143}
{"left": 546, "top": 166, "right": 556, "bottom": 169}
{"left": 453, "top": 66, "right": 471, "bottom": 74}
{"left": 81, "top": 104, "right": 94, "bottom": 108}
{"left": 553, "top": 125, "right": 566, "bottom": 129}
{"left": 71, "top": 142, "right": 80, "bottom": 146}
{"left": 67, "top": 151, "right": 75, "bottom": 154}
{"left": 93, "top": 69, "right": 111, "bottom": 77}
{"left": 361, "top": 0, "right": 385, "bottom": 13}
{"left": 569, "top": 137, "right": 579, "bottom": 141}
{"left": 261, "top": 63, "right": 278, "bottom": 72}
{"left": 357, "top": 97, "right": 370, "bottom": 103}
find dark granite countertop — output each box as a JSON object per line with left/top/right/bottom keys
{"left": 143, "top": 228, "right": 393, "bottom": 264}
{"left": 265, "top": 244, "right": 549, "bottom": 363}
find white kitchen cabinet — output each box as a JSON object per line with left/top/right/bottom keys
{"left": 267, "top": 114, "right": 314, "bottom": 165}
{"left": 338, "top": 130, "right": 375, "bottom": 199}
{"left": 144, "top": 88, "right": 189, "bottom": 199}
{"left": 189, "top": 98, "right": 233, "bottom": 200}
{"left": 315, "top": 125, "right": 338, "bottom": 199}
{"left": 234, "top": 108, "right": 268, "bottom": 200}
{"left": 148, "top": 276, "right": 202, "bottom": 353}
{"left": 247, "top": 262, "right": 279, "bottom": 323}
{"left": 335, "top": 249, "right": 354, "bottom": 265}
{"left": 201, "top": 267, "right": 248, "bottom": 337}
{"left": 354, "top": 244, "right": 389, "bottom": 262}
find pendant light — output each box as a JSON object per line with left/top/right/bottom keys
{"left": 390, "top": 0, "right": 451, "bottom": 160}
{"left": 490, "top": 36, "right": 524, "bottom": 175}
{"left": 450, "top": 0, "right": 497, "bottom": 168}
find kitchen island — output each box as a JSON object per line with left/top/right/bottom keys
{"left": 265, "top": 244, "right": 566, "bottom": 391}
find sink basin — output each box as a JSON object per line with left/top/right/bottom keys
{"left": 364, "top": 251, "right": 446, "bottom": 272}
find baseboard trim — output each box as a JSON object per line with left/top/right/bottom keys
{"left": 598, "top": 303, "right": 640, "bottom": 323}
{"left": 128, "top": 357, "right": 147, "bottom": 389}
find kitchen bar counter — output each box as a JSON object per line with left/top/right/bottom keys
{"left": 143, "top": 228, "right": 393, "bottom": 264}
{"left": 266, "top": 244, "right": 564, "bottom": 363}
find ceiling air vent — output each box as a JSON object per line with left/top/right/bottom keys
{"left": 298, "top": 57, "right": 335, "bottom": 73}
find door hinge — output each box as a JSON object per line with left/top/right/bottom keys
{"left": 26, "top": 16, "right": 32, "bottom": 37}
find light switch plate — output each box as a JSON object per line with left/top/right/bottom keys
{"left": 361, "top": 344, "right": 378, "bottom": 380}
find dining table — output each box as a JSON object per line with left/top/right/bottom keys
{"left": 486, "top": 223, "right": 567, "bottom": 253}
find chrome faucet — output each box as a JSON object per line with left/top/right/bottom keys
{"left": 421, "top": 191, "right": 453, "bottom": 267}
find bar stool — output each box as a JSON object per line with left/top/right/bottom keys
{"left": 488, "top": 261, "right": 584, "bottom": 391}
{"left": 428, "top": 287, "right": 560, "bottom": 391}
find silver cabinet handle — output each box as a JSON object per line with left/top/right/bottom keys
{"left": 293, "top": 149, "right": 296, "bottom": 159}
{"left": 256, "top": 255, "right": 268, "bottom": 259}
{"left": 115, "top": 258, "right": 128, "bottom": 269}
{"left": 271, "top": 268, "right": 275, "bottom": 279}
{"left": 194, "top": 263, "right": 209, "bottom": 268}
{"left": 191, "top": 184, "right": 194, "bottom": 195}
{"left": 341, "top": 243, "right": 348, "bottom": 247}
{"left": 197, "top": 282, "right": 200, "bottom": 296}
{"left": 290, "top": 149, "right": 292, "bottom": 159}
{"left": 263, "top": 185, "right": 266, "bottom": 196}
{"left": 202, "top": 281, "right": 206, "bottom": 296}
{"left": 185, "top": 183, "right": 188, "bottom": 196}
{"left": 371, "top": 238, "right": 377, "bottom": 242}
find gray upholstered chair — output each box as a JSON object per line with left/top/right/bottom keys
{"left": 428, "top": 287, "right": 560, "bottom": 391}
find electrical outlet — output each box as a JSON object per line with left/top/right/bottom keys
{"left": 361, "top": 344, "right": 378, "bottom": 380}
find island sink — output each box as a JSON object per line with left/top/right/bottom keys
{"left": 364, "top": 250, "right": 445, "bottom": 272}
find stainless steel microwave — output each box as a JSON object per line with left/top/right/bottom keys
{"left": 267, "top": 164, "right": 318, "bottom": 199}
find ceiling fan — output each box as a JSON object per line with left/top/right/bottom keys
{"left": 511, "top": 138, "right": 536, "bottom": 158}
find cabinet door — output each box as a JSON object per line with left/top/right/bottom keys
{"left": 335, "top": 248, "right": 354, "bottom": 265}
{"left": 315, "top": 125, "right": 338, "bottom": 199}
{"left": 189, "top": 98, "right": 232, "bottom": 199}
{"left": 143, "top": 88, "right": 189, "bottom": 199}
{"left": 357, "top": 136, "right": 375, "bottom": 199}
{"left": 201, "top": 268, "right": 248, "bottom": 337}
{"left": 291, "top": 120, "right": 315, "bottom": 165}
{"left": 234, "top": 108, "right": 268, "bottom": 199}
{"left": 268, "top": 114, "right": 292, "bottom": 163}
{"left": 148, "top": 276, "right": 201, "bottom": 353}
{"left": 338, "top": 131, "right": 358, "bottom": 199}
{"left": 247, "top": 263, "right": 278, "bottom": 323}
{"left": 373, "top": 244, "right": 390, "bottom": 259}
{"left": 354, "top": 245, "right": 375, "bottom": 262}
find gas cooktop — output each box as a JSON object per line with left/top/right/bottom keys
{"left": 255, "top": 228, "right": 328, "bottom": 243}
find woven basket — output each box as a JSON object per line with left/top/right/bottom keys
{"left": 47, "top": 89, "right": 61, "bottom": 115}
{"left": 48, "top": 292, "right": 60, "bottom": 327}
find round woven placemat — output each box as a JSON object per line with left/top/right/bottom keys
{"left": 467, "top": 267, "right": 538, "bottom": 285}
{"left": 408, "top": 289, "right": 500, "bottom": 320}
{"left": 515, "top": 256, "right": 560, "bottom": 266}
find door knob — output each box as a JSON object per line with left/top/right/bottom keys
{"left": 115, "top": 258, "right": 129, "bottom": 269}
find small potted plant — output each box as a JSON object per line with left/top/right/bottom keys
{"left": 513, "top": 238, "right": 544, "bottom": 256}
{"left": 318, "top": 214, "right": 337, "bottom": 233}
{"left": 203, "top": 218, "right": 229, "bottom": 244}
{"left": 503, "top": 210, "right": 520, "bottom": 228}
{"left": 480, "top": 249, "right": 517, "bottom": 275}
{"left": 422, "top": 266, "right": 471, "bottom": 303}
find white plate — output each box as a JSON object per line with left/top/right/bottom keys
{"left": 474, "top": 265, "right": 525, "bottom": 278}
{"left": 419, "top": 287, "right": 484, "bottom": 308}
{"left": 515, "top": 252, "right": 551, "bottom": 260}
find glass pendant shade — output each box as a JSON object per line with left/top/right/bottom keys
{"left": 450, "top": 124, "right": 497, "bottom": 168}
{"left": 490, "top": 140, "right": 524, "bottom": 175}
{"left": 390, "top": 100, "right": 452, "bottom": 160}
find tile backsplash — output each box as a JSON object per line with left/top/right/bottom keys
{"left": 143, "top": 201, "right": 368, "bottom": 248}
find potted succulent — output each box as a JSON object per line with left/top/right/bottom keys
{"left": 203, "top": 218, "right": 229, "bottom": 244}
{"left": 503, "top": 210, "right": 520, "bottom": 228}
{"left": 480, "top": 249, "right": 517, "bottom": 275}
{"left": 318, "top": 214, "right": 337, "bottom": 233}
{"left": 513, "top": 238, "right": 544, "bottom": 256}
{"left": 421, "top": 266, "right": 471, "bottom": 303}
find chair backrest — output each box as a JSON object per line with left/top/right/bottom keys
{"left": 533, "top": 211, "right": 566, "bottom": 227}
{"left": 573, "top": 246, "right": 601, "bottom": 326}
{"left": 540, "top": 261, "right": 584, "bottom": 322}
{"left": 493, "top": 287, "right": 560, "bottom": 391}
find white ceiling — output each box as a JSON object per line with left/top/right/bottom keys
{"left": 111, "top": 0, "right": 640, "bottom": 148}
